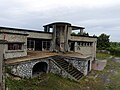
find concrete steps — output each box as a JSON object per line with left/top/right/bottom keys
{"left": 52, "top": 55, "right": 83, "bottom": 80}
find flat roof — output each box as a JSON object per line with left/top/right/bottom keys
{"left": 71, "top": 34, "right": 98, "bottom": 38}
{"left": 44, "top": 22, "right": 85, "bottom": 30}
{"left": 0, "top": 22, "right": 85, "bottom": 33}
{"left": 71, "top": 26, "right": 85, "bottom": 30}
{"left": 43, "top": 22, "right": 71, "bottom": 27}
{"left": 0, "top": 26, "right": 52, "bottom": 34}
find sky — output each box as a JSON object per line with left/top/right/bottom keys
{"left": 0, "top": 0, "right": 120, "bottom": 42}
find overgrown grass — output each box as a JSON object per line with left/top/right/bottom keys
{"left": 6, "top": 73, "right": 82, "bottom": 90}
{"left": 6, "top": 53, "right": 120, "bottom": 90}
{"left": 96, "top": 52, "right": 111, "bottom": 59}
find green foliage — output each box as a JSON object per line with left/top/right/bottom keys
{"left": 110, "top": 42, "right": 120, "bottom": 47}
{"left": 97, "top": 33, "right": 110, "bottom": 50}
{"left": 71, "top": 32, "right": 76, "bottom": 35}
{"left": 107, "top": 47, "right": 120, "bottom": 57}
{"left": 96, "top": 53, "right": 111, "bottom": 59}
{"left": 6, "top": 73, "right": 81, "bottom": 90}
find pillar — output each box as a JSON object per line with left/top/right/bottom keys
{"left": 0, "top": 43, "right": 4, "bottom": 90}
{"left": 64, "top": 25, "right": 68, "bottom": 52}
{"left": 74, "top": 42, "right": 77, "bottom": 52}
{"left": 80, "top": 29, "right": 83, "bottom": 35}
{"left": 50, "top": 25, "right": 56, "bottom": 51}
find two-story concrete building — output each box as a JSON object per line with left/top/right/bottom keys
{"left": 0, "top": 22, "right": 97, "bottom": 81}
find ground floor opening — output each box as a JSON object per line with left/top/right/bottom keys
{"left": 27, "top": 38, "right": 51, "bottom": 51}
{"left": 87, "top": 60, "right": 90, "bottom": 72}
{"left": 69, "top": 41, "right": 75, "bottom": 51}
{"left": 32, "top": 62, "right": 48, "bottom": 76}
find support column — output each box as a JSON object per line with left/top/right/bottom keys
{"left": 50, "top": 25, "right": 56, "bottom": 51}
{"left": 47, "top": 26, "right": 50, "bottom": 32}
{"left": 34, "top": 40, "right": 35, "bottom": 51}
{"left": 80, "top": 29, "right": 83, "bottom": 35}
{"left": 74, "top": 42, "right": 77, "bottom": 52}
{"left": 64, "top": 25, "right": 67, "bottom": 52}
{"left": 93, "top": 40, "right": 97, "bottom": 60}
{"left": 67, "top": 27, "right": 72, "bottom": 52}
{"left": 0, "top": 43, "right": 4, "bottom": 90}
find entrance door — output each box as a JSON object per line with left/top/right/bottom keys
{"left": 35, "top": 40, "right": 42, "bottom": 51}
{"left": 87, "top": 60, "right": 90, "bottom": 72}
{"left": 70, "top": 42, "right": 75, "bottom": 51}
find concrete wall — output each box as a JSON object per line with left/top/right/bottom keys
{"left": 27, "top": 32, "right": 52, "bottom": 39}
{"left": 76, "top": 46, "right": 93, "bottom": 55}
{"left": 70, "top": 36, "right": 97, "bottom": 60}
{"left": 70, "top": 36, "right": 97, "bottom": 42}
{"left": 0, "top": 44, "right": 4, "bottom": 90}
{"left": 4, "top": 50, "right": 27, "bottom": 59}
{"left": 0, "top": 29, "right": 27, "bottom": 35}
{"left": 0, "top": 30, "right": 28, "bottom": 59}
{"left": 0, "top": 34, "right": 4, "bottom": 40}
{"left": 5, "top": 34, "right": 27, "bottom": 59}
{"left": 0, "top": 28, "right": 97, "bottom": 60}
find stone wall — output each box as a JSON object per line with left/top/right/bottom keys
{"left": 9, "top": 58, "right": 49, "bottom": 78}
{"left": 64, "top": 57, "right": 91, "bottom": 75}
{"left": 8, "top": 58, "right": 81, "bottom": 81}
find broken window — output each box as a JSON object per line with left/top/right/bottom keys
{"left": 27, "top": 40, "right": 35, "bottom": 50}
{"left": 42, "top": 41, "right": 50, "bottom": 50}
{"left": 8, "top": 43, "right": 22, "bottom": 50}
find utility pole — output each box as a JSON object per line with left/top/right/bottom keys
{"left": 0, "top": 42, "right": 4, "bottom": 90}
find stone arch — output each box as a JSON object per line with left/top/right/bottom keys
{"left": 32, "top": 62, "right": 48, "bottom": 76}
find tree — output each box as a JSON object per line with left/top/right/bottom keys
{"left": 78, "top": 32, "right": 89, "bottom": 36}
{"left": 97, "top": 33, "right": 110, "bottom": 50}
{"left": 71, "top": 32, "right": 77, "bottom": 35}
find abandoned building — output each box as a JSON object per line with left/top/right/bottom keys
{"left": 0, "top": 22, "right": 97, "bottom": 81}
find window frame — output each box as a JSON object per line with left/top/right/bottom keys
{"left": 8, "top": 43, "right": 23, "bottom": 50}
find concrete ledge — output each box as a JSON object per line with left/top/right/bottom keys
{"left": 5, "top": 50, "right": 24, "bottom": 53}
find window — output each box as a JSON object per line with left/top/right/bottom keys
{"left": 42, "top": 41, "right": 50, "bottom": 50}
{"left": 27, "top": 40, "right": 34, "bottom": 49}
{"left": 8, "top": 43, "right": 22, "bottom": 50}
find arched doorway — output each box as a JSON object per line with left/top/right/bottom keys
{"left": 32, "top": 62, "right": 48, "bottom": 76}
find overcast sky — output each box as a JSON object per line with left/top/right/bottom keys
{"left": 0, "top": 0, "right": 120, "bottom": 41}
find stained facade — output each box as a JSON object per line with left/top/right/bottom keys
{"left": 0, "top": 22, "right": 97, "bottom": 81}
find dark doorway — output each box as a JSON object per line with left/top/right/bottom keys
{"left": 87, "top": 60, "right": 90, "bottom": 72}
{"left": 70, "top": 42, "right": 75, "bottom": 51}
{"left": 35, "top": 39, "right": 42, "bottom": 51}
{"left": 32, "top": 62, "right": 48, "bottom": 76}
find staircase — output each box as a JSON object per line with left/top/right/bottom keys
{"left": 52, "top": 55, "right": 84, "bottom": 80}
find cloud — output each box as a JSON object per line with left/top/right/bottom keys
{"left": 0, "top": 0, "right": 120, "bottom": 41}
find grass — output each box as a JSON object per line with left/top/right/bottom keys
{"left": 6, "top": 73, "right": 82, "bottom": 90}
{"left": 6, "top": 53, "right": 120, "bottom": 90}
{"left": 96, "top": 52, "right": 111, "bottom": 59}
